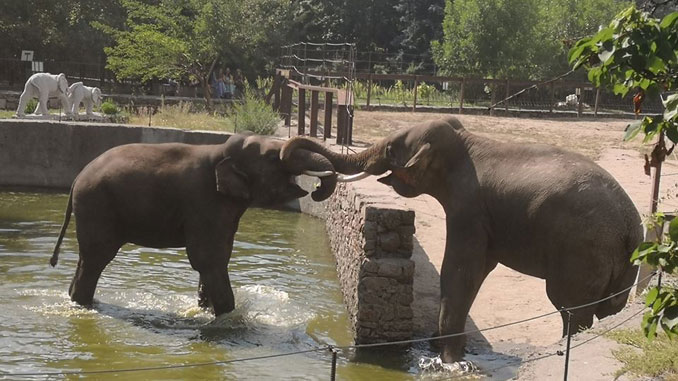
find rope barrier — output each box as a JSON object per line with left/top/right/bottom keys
{"left": 1, "top": 271, "right": 659, "bottom": 378}
{"left": 335, "top": 270, "right": 657, "bottom": 350}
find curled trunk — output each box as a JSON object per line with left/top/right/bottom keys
{"left": 281, "top": 147, "right": 337, "bottom": 201}
{"left": 280, "top": 137, "right": 389, "bottom": 175}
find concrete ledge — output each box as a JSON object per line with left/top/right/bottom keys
{"left": 298, "top": 176, "right": 416, "bottom": 343}
{"left": 0, "top": 120, "right": 231, "bottom": 189}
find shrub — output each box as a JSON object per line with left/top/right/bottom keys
{"left": 100, "top": 99, "right": 118, "bottom": 115}
{"left": 228, "top": 88, "right": 280, "bottom": 135}
{"left": 24, "top": 98, "right": 37, "bottom": 114}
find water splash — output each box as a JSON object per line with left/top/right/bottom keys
{"left": 418, "top": 355, "right": 479, "bottom": 377}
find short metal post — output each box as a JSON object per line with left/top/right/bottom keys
{"left": 563, "top": 310, "right": 573, "bottom": 381}
{"left": 330, "top": 348, "right": 337, "bottom": 381}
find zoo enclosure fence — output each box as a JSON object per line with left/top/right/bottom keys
{"left": 2, "top": 270, "right": 660, "bottom": 380}
{"left": 0, "top": 53, "right": 660, "bottom": 117}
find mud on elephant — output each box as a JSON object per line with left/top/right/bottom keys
{"left": 281, "top": 116, "right": 641, "bottom": 363}
{"left": 51, "top": 133, "right": 346, "bottom": 316}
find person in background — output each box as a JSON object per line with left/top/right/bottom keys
{"left": 223, "top": 68, "right": 234, "bottom": 99}
{"left": 233, "top": 68, "right": 245, "bottom": 98}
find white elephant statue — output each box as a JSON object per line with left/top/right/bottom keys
{"left": 16, "top": 72, "right": 72, "bottom": 118}
{"left": 68, "top": 82, "right": 102, "bottom": 116}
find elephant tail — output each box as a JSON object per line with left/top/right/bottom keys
{"left": 50, "top": 184, "right": 74, "bottom": 267}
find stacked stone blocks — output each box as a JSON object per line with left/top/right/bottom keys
{"left": 322, "top": 182, "right": 416, "bottom": 344}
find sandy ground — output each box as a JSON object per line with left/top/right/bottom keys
{"left": 353, "top": 112, "right": 678, "bottom": 380}
{"left": 286, "top": 110, "right": 678, "bottom": 379}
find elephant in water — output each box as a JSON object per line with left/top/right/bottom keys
{"left": 51, "top": 133, "right": 352, "bottom": 316}
{"left": 16, "top": 72, "right": 72, "bottom": 117}
{"left": 281, "top": 116, "right": 641, "bottom": 363}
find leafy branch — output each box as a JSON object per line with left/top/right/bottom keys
{"left": 570, "top": 5, "right": 678, "bottom": 340}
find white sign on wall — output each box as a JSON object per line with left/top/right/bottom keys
{"left": 32, "top": 61, "right": 44, "bottom": 72}
{"left": 21, "top": 50, "right": 34, "bottom": 61}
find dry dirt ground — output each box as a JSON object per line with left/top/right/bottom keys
{"left": 337, "top": 111, "right": 678, "bottom": 380}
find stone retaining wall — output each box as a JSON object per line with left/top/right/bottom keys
{"left": 297, "top": 176, "right": 416, "bottom": 343}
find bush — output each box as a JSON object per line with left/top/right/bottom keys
{"left": 24, "top": 98, "right": 37, "bottom": 114}
{"left": 100, "top": 99, "right": 118, "bottom": 115}
{"left": 228, "top": 88, "right": 280, "bottom": 135}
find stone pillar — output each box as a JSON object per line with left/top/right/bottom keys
{"left": 298, "top": 178, "right": 416, "bottom": 344}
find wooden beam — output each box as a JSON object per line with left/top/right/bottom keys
{"left": 324, "top": 91, "right": 333, "bottom": 140}
{"left": 310, "top": 90, "right": 319, "bottom": 137}
{"left": 297, "top": 88, "right": 306, "bottom": 136}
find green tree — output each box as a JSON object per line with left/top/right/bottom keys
{"left": 569, "top": 5, "right": 678, "bottom": 340}
{"left": 97, "top": 0, "right": 289, "bottom": 106}
{"left": 392, "top": 0, "right": 445, "bottom": 73}
{"left": 432, "top": 0, "right": 631, "bottom": 79}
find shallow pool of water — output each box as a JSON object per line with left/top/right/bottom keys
{"left": 0, "top": 191, "right": 434, "bottom": 380}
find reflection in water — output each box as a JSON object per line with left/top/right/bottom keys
{"left": 0, "top": 191, "right": 446, "bottom": 380}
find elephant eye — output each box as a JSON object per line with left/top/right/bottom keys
{"left": 385, "top": 144, "right": 393, "bottom": 158}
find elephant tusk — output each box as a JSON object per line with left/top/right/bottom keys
{"left": 303, "top": 170, "right": 336, "bottom": 178}
{"left": 336, "top": 172, "right": 370, "bottom": 182}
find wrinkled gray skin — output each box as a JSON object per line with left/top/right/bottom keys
{"left": 51, "top": 133, "right": 338, "bottom": 316}
{"left": 282, "top": 116, "right": 641, "bottom": 363}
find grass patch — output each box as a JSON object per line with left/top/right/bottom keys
{"left": 0, "top": 110, "right": 15, "bottom": 118}
{"left": 607, "top": 328, "right": 678, "bottom": 380}
{"left": 128, "top": 102, "right": 234, "bottom": 132}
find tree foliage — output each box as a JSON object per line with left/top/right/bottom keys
{"left": 96, "top": 0, "right": 290, "bottom": 104}
{"left": 432, "top": 0, "right": 631, "bottom": 79}
{"left": 570, "top": 5, "right": 678, "bottom": 340}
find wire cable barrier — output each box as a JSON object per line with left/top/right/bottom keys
{"left": 1, "top": 270, "right": 660, "bottom": 378}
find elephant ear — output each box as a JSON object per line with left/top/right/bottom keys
{"left": 92, "top": 88, "right": 102, "bottom": 105}
{"left": 215, "top": 157, "right": 250, "bottom": 201}
{"left": 394, "top": 142, "right": 431, "bottom": 169}
{"left": 57, "top": 73, "right": 68, "bottom": 94}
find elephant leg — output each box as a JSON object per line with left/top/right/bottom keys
{"left": 60, "top": 93, "right": 73, "bottom": 115}
{"left": 36, "top": 91, "right": 50, "bottom": 115}
{"left": 546, "top": 278, "right": 598, "bottom": 336}
{"left": 71, "top": 94, "right": 83, "bottom": 115}
{"left": 196, "top": 267, "right": 235, "bottom": 315}
{"left": 438, "top": 220, "right": 490, "bottom": 363}
{"left": 16, "top": 87, "right": 36, "bottom": 117}
{"left": 69, "top": 241, "right": 121, "bottom": 305}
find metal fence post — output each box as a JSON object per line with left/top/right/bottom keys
{"left": 330, "top": 348, "right": 338, "bottom": 381}
{"left": 563, "top": 310, "right": 573, "bottom": 381}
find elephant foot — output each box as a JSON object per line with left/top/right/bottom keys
{"left": 440, "top": 338, "right": 466, "bottom": 364}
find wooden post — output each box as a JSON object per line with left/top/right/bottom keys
{"left": 366, "top": 74, "right": 372, "bottom": 110}
{"left": 412, "top": 76, "right": 419, "bottom": 112}
{"left": 636, "top": 130, "right": 666, "bottom": 295}
{"left": 505, "top": 79, "right": 510, "bottom": 113}
{"left": 273, "top": 75, "right": 281, "bottom": 112}
{"left": 310, "top": 90, "right": 319, "bottom": 137}
{"left": 549, "top": 82, "right": 555, "bottom": 114}
{"left": 336, "top": 104, "right": 345, "bottom": 145}
{"left": 283, "top": 84, "right": 292, "bottom": 127}
{"left": 490, "top": 82, "right": 496, "bottom": 116}
{"left": 324, "top": 91, "right": 333, "bottom": 140}
{"left": 594, "top": 87, "right": 601, "bottom": 117}
{"left": 459, "top": 78, "right": 465, "bottom": 114}
{"left": 576, "top": 88, "right": 583, "bottom": 118}
{"left": 298, "top": 88, "right": 306, "bottom": 136}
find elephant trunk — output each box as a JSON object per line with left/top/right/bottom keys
{"left": 281, "top": 148, "right": 338, "bottom": 201}
{"left": 280, "top": 137, "right": 390, "bottom": 176}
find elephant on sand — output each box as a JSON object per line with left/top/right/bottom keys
{"left": 51, "top": 133, "right": 347, "bottom": 316}
{"left": 281, "top": 116, "right": 641, "bottom": 363}
{"left": 16, "top": 72, "right": 72, "bottom": 117}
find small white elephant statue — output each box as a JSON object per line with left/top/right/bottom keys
{"left": 16, "top": 72, "right": 72, "bottom": 117}
{"left": 68, "top": 82, "right": 102, "bottom": 116}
